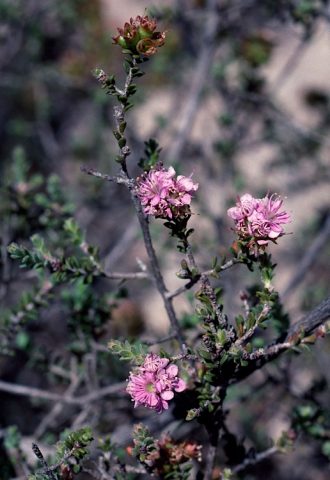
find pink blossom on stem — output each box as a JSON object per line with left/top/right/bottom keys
{"left": 143, "top": 353, "right": 170, "bottom": 372}
{"left": 227, "top": 193, "right": 291, "bottom": 248}
{"left": 255, "top": 194, "right": 291, "bottom": 241}
{"left": 227, "top": 193, "right": 258, "bottom": 221}
{"left": 136, "top": 165, "right": 198, "bottom": 219}
{"left": 126, "top": 353, "right": 186, "bottom": 414}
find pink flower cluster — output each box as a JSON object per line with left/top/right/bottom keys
{"left": 136, "top": 165, "right": 198, "bottom": 219}
{"left": 126, "top": 353, "right": 186, "bottom": 414}
{"left": 227, "top": 193, "right": 291, "bottom": 246}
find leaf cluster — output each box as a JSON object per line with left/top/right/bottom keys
{"left": 56, "top": 427, "right": 93, "bottom": 461}
{"left": 138, "top": 138, "right": 162, "bottom": 171}
{"left": 1, "top": 148, "right": 74, "bottom": 237}
{"left": 62, "top": 279, "right": 112, "bottom": 341}
{"left": 8, "top": 232, "right": 100, "bottom": 284}
{"left": 108, "top": 339, "right": 148, "bottom": 365}
{"left": 163, "top": 216, "right": 195, "bottom": 254}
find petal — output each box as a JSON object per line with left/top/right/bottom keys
{"left": 159, "top": 358, "right": 170, "bottom": 369}
{"left": 149, "top": 394, "right": 159, "bottom": 406}
{"left": 166, "top": 364, "right": 178, "bottom": 377}
{"left": 181, "top": 193, "right": 192, "bottom": 205}
{"left": 174, "top": 379, "right": 186, "bottom": 392}
{"left": 268, "top": 230, "right": 281, "bottom": 239}
{"left": 150, "top": 195, "right": 160, "bottom": 206}
{"left": 160, "top": 187, "right": 169, "bottom": 199}
{"left": 257, "top": 239, "right": 268, "bottom": 245}
{"left": 161, "top": 399, "right": 169, "bottom": 410}
{"left": 240, "top": 193, "right": 254, "bottom": 202}
{"left": 161, "top": 390, "right": 174, "bottom": 400}
{"left": 227, "top": 207, "right": 242, "bottom": 220}
{"left": 155, "top": 381, "right": 163, "bottom": 392}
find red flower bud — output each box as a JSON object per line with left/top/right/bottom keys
{"left": 113, "top": 15, "right": 166, "bottom": 56}
{"left": 126, "top": 445, "right": 133, "bottom": 456}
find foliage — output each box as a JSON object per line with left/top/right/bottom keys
{"left": 0, "top": 2, "right": 329, "bottom": 480}
{"left": 108, "top": 339, "right": 149, "bottom": 365}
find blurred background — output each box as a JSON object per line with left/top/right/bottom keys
{"left": 0, "top": 1, "right": 329, "bottom": 479}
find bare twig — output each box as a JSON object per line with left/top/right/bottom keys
{"left": 129, "top": 188, "right": 186, "bottom": 349}
{"left": 80, "top": 166, "right": 129, "bottom": 185}
{"left": 282, "top": 215, "right": 330, "bottom": 301}
{"left": 271, "top": 38, "right": 307, "bottom": 93}
{"left": 77, "top": 218, "right": 151, "bottom": 281}
{"left": 203, "top": 443, "right": 217, "bottom": 480}
{"left": 235, "top": 304, "right": 271, "bottom": 347}
{"left": 103, "top": 271, "right": 150, "bottom": 280}
{"left": 245, "top": 341, "right": 292, "bottom": 361}
{"left": 103, "top": 219, "right": 140, "bottom": 271}
{"left": 143, "top": 333, "right": 177, "bottom": 346}
{"left": 166, "top": 259, "right": 241, "bottom": 300}
{"left": 234, "top": 297, "right": 330, "bottom": 378}
{"left": 34, "top": 375, "right": 82, "bottom": 439}
{"left": 231, "top": 445, "right": 279, "bottom": 474}
{"left": 0, "top": 380, "right": 126, "bottom": 405}
{"left": 286, "top": 296, "right": 330, "bottom": 341}
{"left": 166, "top": 0, "right": 220, "bottom": 162}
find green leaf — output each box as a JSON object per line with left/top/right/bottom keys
{"left": 322, "top": 441, "right": 330, "bottom": 458}
{"left": 4, "top": 425, "right": 21, "bottom": 450}
{"left": 138, "top": 138, "right": 162, "bottom": 171}
{"left": 15, "top": 331, "right": 30, "bottom": 350}
{"left": 220, "top": 353, "right": 229, "bottom": 365}
{"left": 63, "top": 218, "right": 84, "bottom": 245}
{"left": 108, "top": 340, "right": 148, "bottom": 365}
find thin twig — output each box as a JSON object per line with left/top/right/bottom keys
{"left": 166, "top": 0, "right": 220, "bottom": 162}
{"left": 286, "top": 296, "right": 330, "bottom": 341}
{"left": 234, "top": 304, "right": 271, "bottom": 347}
{"left": 80, "top": 166, "right": 129, "bottom": 185}
{"left": 103, "top": 219, "right": 140, "bottom": 271}
{"left": 143, "top": 333, "right": 177, "bottom": 346}
{"left": 245, "top": 341, "right": 292, "bottom": 361}
{"left": 129, "top": 188, "right": 186, "bottom": 349}
{"left": 231, "top": 445, "right": 279, "bottom": 474}
{"left": 166, "top": 259, "right": 241, "bottom": 300}
{"left": 282, "top": 215, "right": 330, "bottom": 301}
{"left": 37, "top": 446, "right": 76, "bottom": 475}
{"left": 244, "top": 296, "right": 330, "bottom": 362}
{"left": 271, "top": 38, "right": 307, "bottom": 93}
{"left": 34, "top": 375, "right": 82, "bottom": 439}
{"left": 78, "top": 221, "right": 151, "bottom": 281}
{"left": 103, "top": 271, "right": 150, "bottom": 280}
{"left": 203, "top": 443, "right": 217, "bottom": 480}
{"left": 0, "top": 379, "right": 126, "bottom": 405}
{"left": 233, "top": 297, "right": 330, "bottom": 381}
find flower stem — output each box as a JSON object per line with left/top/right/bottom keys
{"left": 129, "top": 187, "right": 186, "bottom": 350}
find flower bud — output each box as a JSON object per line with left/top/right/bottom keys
{"left": 113, "top": 15, "right": 166, "bottom": 57}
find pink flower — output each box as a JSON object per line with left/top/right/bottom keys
{"left": 227, "top": 193, "right": 291, "bottom": 249}
{"left": 227, "top": 193, "right": 258, "bottom": 221}
{"left": 143, "top": 353, "right": 170, "bottom": 372}
{"left": 174, "top": 175, "right": 199, "bottom": 206}
{"left": 136, "top": 165, "right": 198, "bottom": 219}
{"left": 126, "top": 371, "right": 160, "bottom": 409}
{"left": 255, "top": 194, "right": 291, "bottom": 241}
{"left": 126, "top": 354, "right": 186, "bottom": 414}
